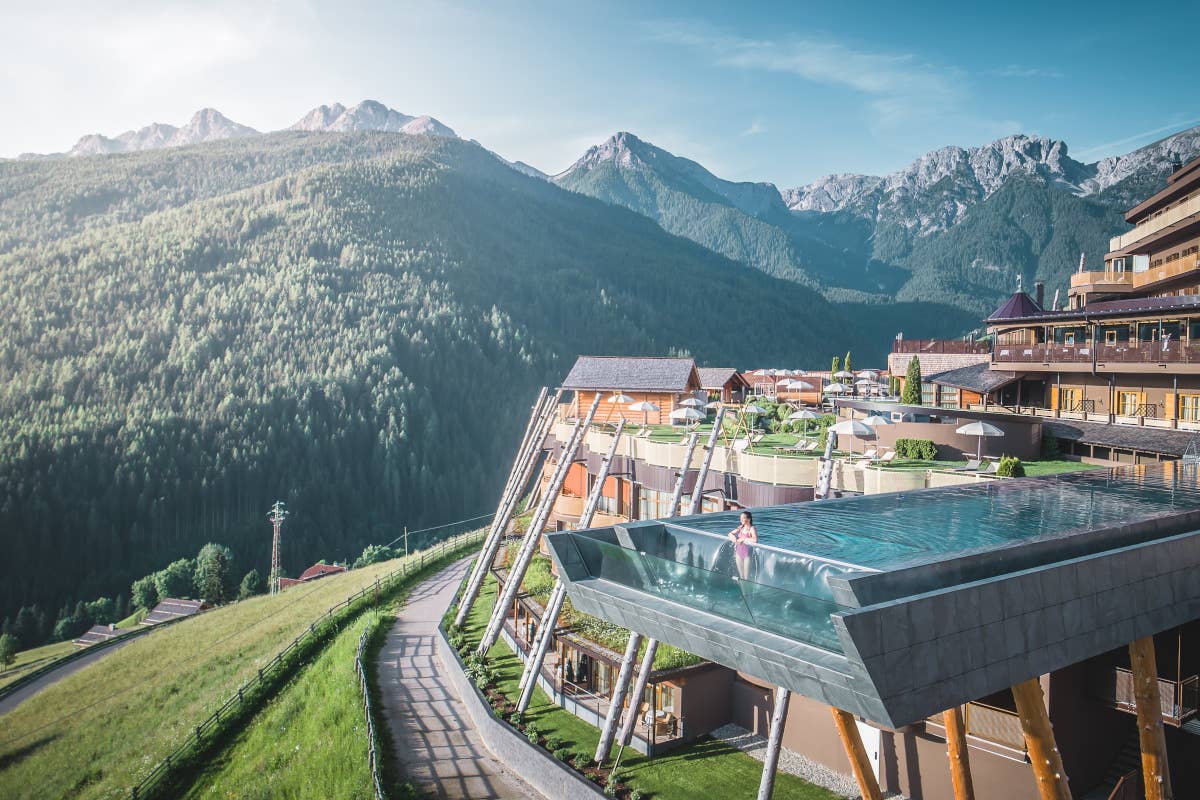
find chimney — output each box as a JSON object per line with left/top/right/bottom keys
{"left": 1034, "top": 281, "right": 1045, "bottom": 308}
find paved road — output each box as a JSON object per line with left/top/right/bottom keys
{"left": 0, "top": 632, "right": 147, "bottom": 717}
{"left": 377, "top": 559, "right": 540, "bottom": 800}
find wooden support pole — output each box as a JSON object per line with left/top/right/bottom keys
{"left": 594, "top": 632, "right": 644, "bottom": 764}
{"left": 1011, "top": 678, "right": 1071, "bottom": 800}
{"left": 756, "top": 687, "right": 791, "bottom": 800}
{"left": 668, "top": 432, "right": 700, "bottom": 516}
{"left": 618, "top": 639, "right": 659, "bottom": 748}
{"left": 477, "top": 393, "right": 601, "bottom": 655}
{"left": 686, "top": 406, "right": 727, "bottom": 516}
{"left": 516, "top": 581, "right": 565, "bottom": 713}
{"left": 942, "top": 706, "right": 975, "bottom": 800}
{"left": 1130, "top": 636, "right": 1173, "bottom": 800}
{"left": 830, "top": 707, "right": 883, "bottom": 800}
{"left": 456, "top": 389, "right": 560, "bottom": 627}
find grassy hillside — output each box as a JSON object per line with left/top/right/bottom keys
{"left": 0, "top": 640, "right": 76, "bottom": 690}
{"left": 0, "top": 132, "right": 878, "bottom": 624}
{"left": 179, "top": 611, "right": 381, "bottom": 800}
{"left": 0, "top": 550, "right": 437, "bottom": 800}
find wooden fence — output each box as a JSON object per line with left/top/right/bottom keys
{"left": 129, "top": 530, "right": 485, "bottom": 799}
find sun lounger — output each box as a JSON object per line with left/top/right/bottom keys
{"left": 955, "top": 458, "right": 982, "bottom": 471}
{"left": 749, "top": 432, "right": 765, "bottom": 443}
{"left": 804, "top": 441, "right": 819, "bottom": 452}
{"left": 875, "top": 451, "right": 896, "bottom": 464}
{"left": 634, "top": 428, "right": 652, "bottom": 439}
{"left": 856, "top": 448, "right": 879, "bottom": 460}
{"left": 731, "top": 438, "right": 750, "bottom": 453}
{"left": 979, "top": 461, "right": 1000, "bottom": 475}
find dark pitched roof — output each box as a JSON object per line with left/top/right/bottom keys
{"left": 563, "top": 356, "right": 699, "bottom": 392}
{"left": 988, "top": 293, "right": 1200, "bottom": 325}
{"left": 927, "top": 362, "right": 1020, "bottom": 394}
{"left": 986, "top": 291, "right": 1043, "bottom": 322}
{"left": 696, "top": 367, "right": 748, "bottom": 390}
{"left": 1045, "top": 418, "right": 1197, "bottom": 457}
{"left": 142, "top": 598, "right": 206, "bottom": 626}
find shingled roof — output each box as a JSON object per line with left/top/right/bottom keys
{"left": 1045, "top": 419, "right": 1198, "bottom": 457}
{"left": 986, "top": 291, "right": 1044, "bottom": 322}
{"left": 563, "top": 356, "right": 700, "bottom": 393}
{"left": 926, "top": 362, "right": 1020, "bottom": 394}
{"left": 696, "top": 367, "right": 749, "bottom": 390}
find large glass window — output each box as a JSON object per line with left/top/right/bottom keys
{"left": 939, "top": 388, "right": 960, "bottom": 408}
{"left": 638, "top": 487, "right": 675, "bottom": 520}
{"left": 1181, "top": 395, "right": 1200, "bottom": 422}
{"left": 1098, "top": 324, "right": 1130, "bottom": 344}
{"left": 921, "top": 383, "right": 937, "bottom": 406}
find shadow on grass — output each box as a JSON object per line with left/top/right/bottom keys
{"left": 0, "top": 733, "right": 61, "bottom": 772}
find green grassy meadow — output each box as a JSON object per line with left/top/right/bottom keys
{"left": 0, "top": 545, "right": 464, "bottom": 800}
{"left": 179, "top": 612, "right": 380, "bottom": 800}
{"left": 0, "top": 640, "right": 76, "bottom": 690}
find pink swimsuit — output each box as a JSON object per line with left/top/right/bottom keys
{"left": 734, "top": 527, "right": 753, "bottom": 559}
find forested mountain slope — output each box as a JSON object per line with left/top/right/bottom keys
{"left": 0, "top": 133, "right": 877, "bottom": 620}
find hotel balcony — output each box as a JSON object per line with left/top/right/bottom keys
{"left": 1090, "top": 665, "right": 1200, "bottom": 727}
{"left": 925, "top": 701, "right": 1028, "bottom": 761}
{"left": 993, "top": 339, "right": 1200, "bottom": 368}
{"left": 1109, "top": 191, "right": 1200, "bottom": 252}
{"left": 1070, "top": 254, "right": 1200, "bottom": 297}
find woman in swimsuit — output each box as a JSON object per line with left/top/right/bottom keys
{"left": 728, "top": 511, "right": 757, "bottom": 580}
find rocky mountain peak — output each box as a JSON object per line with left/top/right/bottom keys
{"left": 288, "top": 101, "right": 456, "bottom": 137}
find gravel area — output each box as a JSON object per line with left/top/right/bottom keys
{"left": 711, "top": 723, "right": 908, "bottom": 800}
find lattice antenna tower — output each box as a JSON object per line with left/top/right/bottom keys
{"left": 268, "top": 501, "right": 289, "bottom": 595}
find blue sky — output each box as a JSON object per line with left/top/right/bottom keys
{"left": 6, "top": 0, "right": 1200, "bottom": 186}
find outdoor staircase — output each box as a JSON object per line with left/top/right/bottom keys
{"left": 1181, "top": 716, "right": 1200, "bottom": 736}
{"left": 1080, "top": 732, "right": 1142, "bottom": 800}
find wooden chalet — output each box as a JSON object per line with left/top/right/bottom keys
{"left": 562, "top": 356, "right": 702, "bottom": 425}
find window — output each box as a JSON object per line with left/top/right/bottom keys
{"left": 939, "top": 388, "right": 960, "bottom": 408}
{"left": 1117, "top": 392, "right": 1141, "bottom": 417}
{"left": 1105, "top": 330, "right": 1117, "bottom": 345}
{"left": 1180, "top": 395, "right": 1200, "bottom": 422}
{"left": 638, "top": 487, "right": 676, "bottom": 520}
{"left": 658, "top": 683, "right": 676, "bottom": 712}
{"left": 921, "top": 383, "right": 937, "bottom": 406}
{"left": 1058, "top": 388, "right": 1079, "bottom": 411}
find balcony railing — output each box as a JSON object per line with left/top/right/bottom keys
{"left": 994, "top": 340, "right": 1200, "bottom": 365}
{"left": 1091, "top": 666, "right": 1200, "bottom": 726}
{"left": 926, "top": 702, "right": 1027, "bottom": 759}
{"left": 893, "top": 338, "right": 991, "bottom": 355}
{"left": 1111, "top": 192, "right": 1200, "bottom": 251}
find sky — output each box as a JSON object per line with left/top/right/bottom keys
{"left": 5, "top": 0, "right": 1200, "bottom": 186}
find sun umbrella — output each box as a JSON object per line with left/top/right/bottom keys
{"left": 753, "top": 369, "right": 769, "bottom": 377}
{"left": 956, "top": 420, "right": 1006, "bottom": 460}
{"left": 787, "top": 408, "right": 820, "bottom": 438}
{"left": 670, "top": 407, "right": 705, "bottom": 423}
{"left": 628, "top": 400, "right": 659, "bottom": 427}
{"left": 786, "top": 379, "right": 815, "bottom": 391}
{"left": 607, "top": 392, "right": 634, "bottom": 404}
{"left": 854, "top": 379, "right": 875, "bottom": 386}
{"left": 678, "top": 397, "right": 705, "bottom": 407}
{"left": 833, "top": 370, "right": 856, "bottom": 380}
{"left": 742, "top": 403, "right": 769, "bottom": 415}
{"left": 856, "top": 370, "right": 879, "bottom": 379}
{"left": 704, "top": 400, "right": 723, "bottom": 410}
{"left": 823, "top": 382, "right": 850, "bottom": 394}
{"left": 829, "top": 418, "right": 874, "bottom": 453}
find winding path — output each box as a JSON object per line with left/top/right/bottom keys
{"left": 376, "top": 559, "right": 540, "bottom": 800}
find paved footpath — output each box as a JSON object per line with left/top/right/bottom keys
{"left": 377, "top": 559, "right": 540, "bottom": 800}
{"left": 0, "top": 631, "right": 146, "bottom": 717}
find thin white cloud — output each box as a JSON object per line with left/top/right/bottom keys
{"left": 646, "top": 21, "right": 966, "bottom": 129}
{"left": 985, "top": 65, "right": 1064, "bottom": 79}
{"left": 1074, "top": 118, "right": 1200, "bottom": 161}
{"left": 741, "top": 120, "right": 766, "bottom": 136}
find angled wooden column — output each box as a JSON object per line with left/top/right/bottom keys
{"left": 830, "top": 707, "right": 882, "bottom": 800}
{"left": 1130, "top": 636, "right": 1173, "bottom": 800}
{"left": 942, "top": 705, "right": 975, "bottom": 800}
{"left": 756, "top": 687, "right": 791, "bottom": 800}
{"left": 1011, "top": 678, "right": 1071, "bottom": 800}
{"left": 593, "top": 632, "right": 643, "bottom": 764}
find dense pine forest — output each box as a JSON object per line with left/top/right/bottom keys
{"left": 0, "top": 132, "right": 919, "bottom": 623}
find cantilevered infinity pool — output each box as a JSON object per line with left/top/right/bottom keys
{"left": 545, "top": 462, "right": 1200, "bottom": 726}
